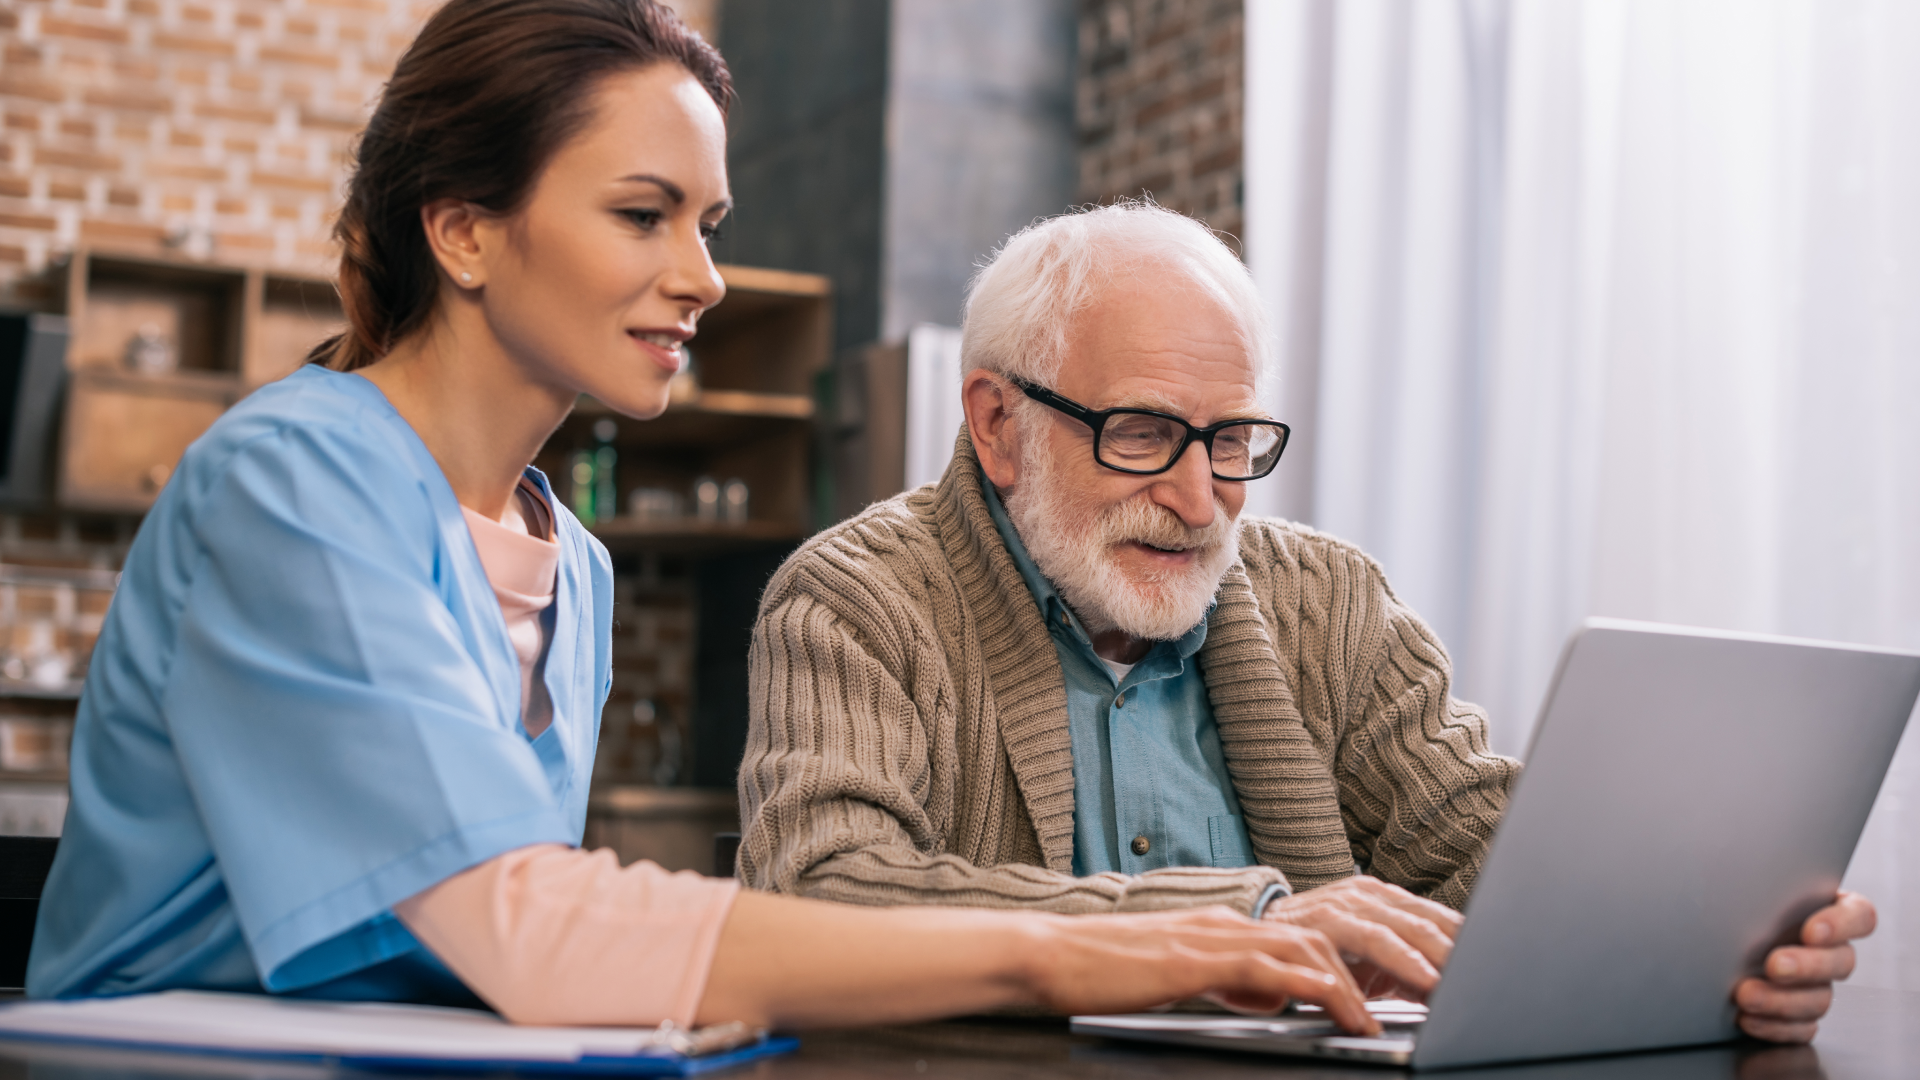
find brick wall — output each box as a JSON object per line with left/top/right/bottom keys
{"left": 0, "top": 0, "right": 439, "bottom": 302}
{"left": 1076, "top": 0, "right": 1243, "bottom": 251}
{"left": 0, "top": 0, "right": 715, "bottom": 304}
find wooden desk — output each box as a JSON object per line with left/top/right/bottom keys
{"left": 0, "top": 984, "right": 1911, "bottom": 1080}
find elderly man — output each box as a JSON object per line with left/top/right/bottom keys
{"left": 737, "top": 202, "right": 1871, "bottom": 1041}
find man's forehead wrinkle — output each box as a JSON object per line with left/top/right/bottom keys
{"left": 1087, "top": 356, "right": 1261, "bottom": 423}
{"left": 1104, "top": 390, "right": 1265, "bottom": 419}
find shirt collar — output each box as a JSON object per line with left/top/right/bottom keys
{"left": 979, "top": 468, "right": 1209, "bottom": 662}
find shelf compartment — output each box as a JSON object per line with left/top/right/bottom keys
{"left": 250, "top": 275, "right": 345, "bottom": 386}
{"left": 64, "top": 252, "right": 247, "bottom": 377}
{"left": 690, "top": 266, "right": 832, "bottom": 398}
{"left": 59, "top": 369, "right": 241, "bottom": 512}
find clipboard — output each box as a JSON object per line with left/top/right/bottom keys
{"left": 0, "top": 990, "right": 798, "bottom": 1075}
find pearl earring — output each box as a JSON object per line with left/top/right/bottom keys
{"left": 460, "top": 272, "right": 473, "bottom": 283}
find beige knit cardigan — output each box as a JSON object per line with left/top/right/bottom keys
{"left": 738, "top": 431, "right": 1519, "bottom": 914}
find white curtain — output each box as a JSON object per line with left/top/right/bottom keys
{"left": 1245, "top": 0, "right": 1920, "bottom": 990}
{"left": 904, "top": 324, "right": 966, "bottom": 491}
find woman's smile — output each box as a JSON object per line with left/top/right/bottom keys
{"left": 628, "top": 327, "right": 690, "bottom": 373}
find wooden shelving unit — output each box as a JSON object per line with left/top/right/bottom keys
{"left": 534, "top": 264, "right": 830, "bottom": 554}
{"left": 55, "top": 247, "right": 344, "bottom": 513}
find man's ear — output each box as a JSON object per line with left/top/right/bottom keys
{"left": 963, "top": 370, "right": 1021, "bottom": 491}
{"left": 419, "top": 198, "right": 491, "bottom": 288}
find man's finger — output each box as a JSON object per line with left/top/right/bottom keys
{"left": 1765, "top": 943, "right": 1854, "bottom": 985}
{"left": 1351, "top": 897, "right": 1454, "bottom": 969}
{"left": 1737, "top": 1013, "right": 1817, "bottom": 1045}
{"left": 1348, "top": 878, "right": 1465, "bottom": 935}
{"left": 1734, "top": 977, "right": 1832, "bottom": 1022}
{"left": 1803, "top": 892, "right": 1876, "bottom": 946}
{"left": 1311, "top": 911, "right": 1440, "bottom": 996}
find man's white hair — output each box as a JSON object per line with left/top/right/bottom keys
{"left": 960, "top": 200, "right": 1274, "bottom": 396}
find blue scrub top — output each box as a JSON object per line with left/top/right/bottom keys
{"left": 27, "top": 364, "right": 613, "bottom": 1002}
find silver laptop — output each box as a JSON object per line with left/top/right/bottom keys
{"left": 1074, "top": 618, "right": 1920, "bottom": 1070}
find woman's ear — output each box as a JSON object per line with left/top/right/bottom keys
{"left": 963, "top": 370, "right": 1021, "bottom": 492}
{"left": 419, "top": 198, "right": 489, "bottom": 288}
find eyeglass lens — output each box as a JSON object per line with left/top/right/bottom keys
{"left": 1100, "top": 414, "right": 1284, "bottom": 479}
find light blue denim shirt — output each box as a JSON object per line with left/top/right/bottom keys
{"left": 980, "top": 475, "right": 1261, "bottom": 878}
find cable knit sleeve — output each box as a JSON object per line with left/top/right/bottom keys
{"left": 1239, "top": 520, "right": 1520, "bottom": 910}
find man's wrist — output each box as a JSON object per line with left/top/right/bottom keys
{"left": 1251, "top": 882, "right": 1291, "bottom": 921}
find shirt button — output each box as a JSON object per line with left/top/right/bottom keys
{"left": 1115, "top": 692, "right": 1126, "bottom": 707}
{"left": 1059, "top": 612, "right": 1070, "bottom": 626}
{"left": 1131, "top": 835, "right": 1151, "bottom": 856}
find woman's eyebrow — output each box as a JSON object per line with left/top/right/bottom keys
{"left": 616, "top": 174, "right": 685, "bottom": 203}
{"left": 616, "top": 176, "right": 730, "bottom": 217}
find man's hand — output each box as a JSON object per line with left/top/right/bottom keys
{"left": 1263, "top": 876, "right": 1461, "bottom": 1000}
{"left": 1733, "top": 891, "right": 1875, "bottom": 1043}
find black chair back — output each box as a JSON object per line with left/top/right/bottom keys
{"left": 0, "top": 836, "right": 58, "bottom": 992}
{"left": 713, "top": 832, "right": 741, "bottom": 879}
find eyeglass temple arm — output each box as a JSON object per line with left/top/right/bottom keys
{"left": 1012, "top": 378, "right": 1099, "bottom": 424}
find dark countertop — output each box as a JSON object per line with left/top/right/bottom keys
{"left": 0, "top": 984, "right": 1911, "bottom": 1080}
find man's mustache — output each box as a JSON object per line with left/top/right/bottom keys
{"left": 1098, "top": 495, "right": 1235, "bottom": 555}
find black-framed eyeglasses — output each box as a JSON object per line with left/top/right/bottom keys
{"left": 1011, "top": 377, "right": 1290, "bottom": 481}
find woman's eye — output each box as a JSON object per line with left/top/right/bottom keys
{"left": 620, "top": 208, "right": 664, "bottom": 230}
{"left": 700, "top": 221, "right": 726, "bottom": 244}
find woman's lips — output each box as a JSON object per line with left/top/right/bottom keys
{"left": 628, "top": 330, "right": 685, "bottom": 374}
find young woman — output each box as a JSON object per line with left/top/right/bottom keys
{"left": 28, "top": 0, "right": 1381, "bottom": 1035}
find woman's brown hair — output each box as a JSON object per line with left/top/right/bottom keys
{"left": 308, "top": 0, "right": 732, "bottom": 372}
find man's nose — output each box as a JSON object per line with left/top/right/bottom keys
{"left": 1150, "top": 441, "right": 1217, "bottom": 529}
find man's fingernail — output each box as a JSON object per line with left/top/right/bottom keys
{"left": 1775, "top": 955, "right": 1797, "bottom": 977}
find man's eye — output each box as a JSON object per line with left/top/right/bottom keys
{"left": 620, "top": 208, "right": 664, "bottom": 229}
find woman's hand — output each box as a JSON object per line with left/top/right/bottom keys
{"left": 697, "top": 891, "right": 1379, "bottom": 1033}
{"left": 1263, "top": 876, "right": 1462, "bottom": 1001}
{"left": 1017, "top": 906, "right": 1377, "bottom": 1034}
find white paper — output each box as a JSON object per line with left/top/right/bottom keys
{"left": 0, "top": 991, "right": 679, "bottom": 1062}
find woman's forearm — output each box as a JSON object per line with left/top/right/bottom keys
{"left": 693, "top": 890, "right": 1040, "bottom": 1028}
{"left": 396, "top": 844, "right": 740, "bottom": 1027}
{"left": 400, "top": 845, "right": 1378, "bottom": 1034}
{"left": 697, "top": 891, "right": 1380, "bottom": 1033}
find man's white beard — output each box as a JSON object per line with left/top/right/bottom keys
{"left": 1003, "top": 422, "right": 1240, "bottom": 641}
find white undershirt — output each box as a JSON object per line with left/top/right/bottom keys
{"left": 1102, "top": 657, "right": 1135, "bottom": 685}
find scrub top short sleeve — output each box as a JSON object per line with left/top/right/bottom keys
{"left": 28, "top": 367, "right": 609, "bottom": 1000}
